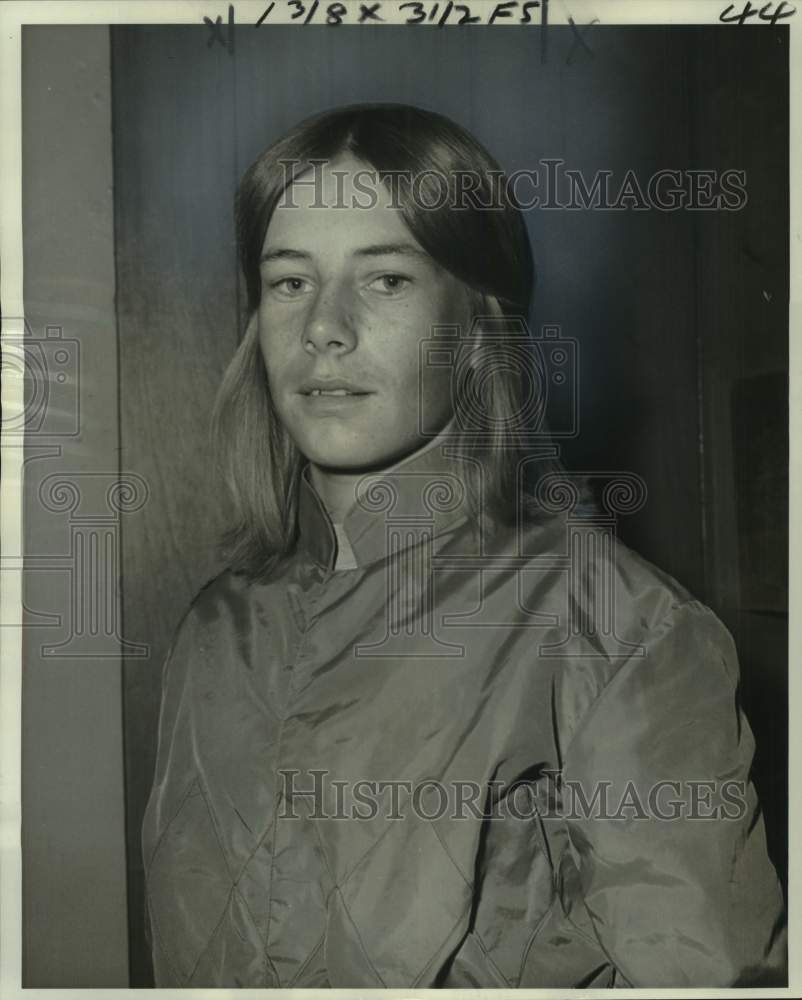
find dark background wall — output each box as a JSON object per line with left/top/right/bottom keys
{"left": 110, "top": 25, "right": 788, "bottom": 986}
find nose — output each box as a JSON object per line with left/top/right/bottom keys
{"left": 302, "top": 280, "right": 356, "bottom": 356}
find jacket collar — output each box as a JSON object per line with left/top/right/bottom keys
{"left": 296, "top": 425, "right": 471, "bottom": 571}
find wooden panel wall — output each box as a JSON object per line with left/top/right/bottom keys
{"left": 111, "top": 26, "right": 788, "bottom": 985}
{"left": 111, "top": 27, "right": 240, "bottom": 986}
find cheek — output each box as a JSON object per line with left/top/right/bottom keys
{"left": 372, "top": 313, "right": 458, "bottom": 413}
{"left": 418, "top": 363, "right": 456, "bottom": 418}
{"left": 257, "top": 314, "right": 296, "bottom": 380}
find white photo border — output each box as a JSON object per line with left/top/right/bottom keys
{"left": 1, "top": 1, "right": 798, "bottom": 998}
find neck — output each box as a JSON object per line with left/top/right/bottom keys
{"left": 307, "top": 421, "right": 455, "bottom": 524}
{"left": 306, "top": 465, "right": 373, "bottom": 525}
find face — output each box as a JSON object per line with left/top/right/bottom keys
{"left": 256, "top": 154, "right": 471, "bottom": 472}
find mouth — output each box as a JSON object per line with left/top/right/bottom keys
{"left": 305, "top": 388, "right": 369, "bottom": 397}
{"left": 298, "top": 378, "right": 372, "bottom": 398}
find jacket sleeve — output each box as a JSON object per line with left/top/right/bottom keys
{"left": 140, "top": 604, "right": 201, "bottom": 986}
{"left": 554, "top": 599, "right": 786, "bottom": 986}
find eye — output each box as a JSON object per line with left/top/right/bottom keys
{"left": 269, "top": 276, "right": 312, "bottom": 298}
{"left": 367, "top": 273, "right": 412, "bottom": 296}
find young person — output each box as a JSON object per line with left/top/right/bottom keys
{"left": 142, "top": 104, "right": 786, "bottom": 988}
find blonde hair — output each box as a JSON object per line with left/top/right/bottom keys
{"left": 213, "top": 104, "right": 570, "bottom": 579}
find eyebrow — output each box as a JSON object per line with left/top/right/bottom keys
{"left": 259, "top": 242, "right": 433, "bottom": 265}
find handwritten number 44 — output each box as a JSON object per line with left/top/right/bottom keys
{"left": 720, "top": 0, "right": 795, "bottom": 23}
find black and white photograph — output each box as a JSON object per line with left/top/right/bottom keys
{"left": 0, "top": 0, "right": 797, "bottom": 994}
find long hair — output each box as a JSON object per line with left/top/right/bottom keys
{"left": 213, "top": 103, "right": 570, "bottom": 579}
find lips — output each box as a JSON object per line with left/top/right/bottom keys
{"left": 309, "top": 388, "right": 358, "bottom": 397}
{"left": 298, "top": 377, "right": 371, "bottom": 396}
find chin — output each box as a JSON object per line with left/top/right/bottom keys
{"left": 299, "top": 434, "right": 421, "bottom": 473}
{"left": 304, "top": 448, "right": 397, "bottom": 473}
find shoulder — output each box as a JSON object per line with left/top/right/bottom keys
{"left": 186, "top": 566, "right": 252, "bottom": 616}
{"left": 513, "top": 514, "right": 738, "bottom": 748}
{"left": 163, "top": 567, "right": 265, "bottom": 666}
{"left": 184, "top": 558, "right": 300, "bottom": 619}
{"left": 517, "top": 510, "right": 725, "bottom": 643}
{"left": 593, "top": 532, "right": 736, "bottom": 674}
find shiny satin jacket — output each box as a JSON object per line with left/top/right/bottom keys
{"left": 142, "top": 446, "right": 786, "bottom": 988}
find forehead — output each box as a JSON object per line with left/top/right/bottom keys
{"left": 264, "top": 154, "right": 417, "bottom": 252}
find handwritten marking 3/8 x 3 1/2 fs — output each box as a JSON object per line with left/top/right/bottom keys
{"left": 203, "top": 1, "right": 597, "bottom": 65}
{"left": 212, "top": 1, "right": 548, "bottom": 30}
